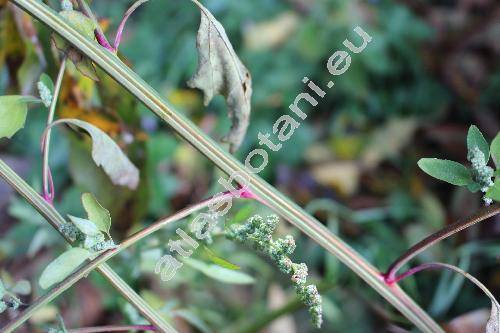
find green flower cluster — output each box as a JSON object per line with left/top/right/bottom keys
{"left": 0, "top": 280, "right": 21, "bottom": 314}
{"left": 59, "top": 223, "right": 115, "bottom": 253}
{"left": 61, "top": 0, "right": 73, "bottom": 11}
{"left": 37, "top": 80, "right": 52, "bottom": 108}
{"left": 468, "top": 146, "right": 494, "bottom": 205}
{"left": 227, "top": 215, "right": 323, "bottom": 328}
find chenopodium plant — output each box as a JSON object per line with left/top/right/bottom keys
{"left": 39, "top": 193, "right": 116, "bottom": 290}
{"left": 226, "top": 215, "right": 323, "bottom": 328}
{"left": 418, "top": 125, "right": 500, "bottom": 205}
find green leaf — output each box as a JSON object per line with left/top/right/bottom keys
{"left": 467, "top": 125, "right": 489, "bottom": 161}
{"left": 490, "top": 133, "right": 500, "bottom": 169}
{"left": 203, "top": 246, "right": 240, "bottom": 270}
{"left": 39, "top": 248, "right": 92, "bottom": 289}
{"left": 11, "top": 280, "right": 31, "bottom": 295}
{"left": 183, "top": 257, "right": 254, "bottom": 285}
{"left": 0, "top": 96, "right": 40, "bottom": 139}
{"left": 486, "top": 179, "right": 500, "bottom": 202}
{"left": 68, "top": 215, "right": 100, "bottom": 236}
{"left": 418, "top": 158, "right": 473, "bottom": 186}
{"left": 53, "top": 119, "right": 139, "bottom": 189}
{"left": 81, "top": 193, "right": 111, "bottom": 235}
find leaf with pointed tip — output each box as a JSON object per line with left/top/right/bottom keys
{"left": 467, "top": 125, "right": 489, "bottom": 161}
{"left": 188, "top": 0, "right": 252, "bottom": 153}
{"left": 491, "top": 133, "right": 500, "bottom": 169}
{"left": 68, "top": 215, "right": 100, "bottom": 236}
{"left": 81, "top": 193, "right": 112, "bottom": 235}
{"left": 418, "top": 158, "right": 473, "bottom": 186}
{"left": 0, "top": 96, "right": 41, "bottom": 139}
{"left": 51, "top": 119, "right": 139, "bottom": 189}
{"left": 39, "top": 248, "right": 92, "bottom": 289}
{"left": 486, "top": 179, "right": 500, "bottom": 202}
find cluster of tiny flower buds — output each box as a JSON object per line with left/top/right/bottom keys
{"left": 0, "top": 280, "right": 21, "bottom": 314}
{"left": 468, "top": 146, "right": 494, "bottom": 205}
{"left": 61, "top": 0, "right": 73, "bottom": 11}
{"left": 60, "top": 223, "right": 115, "bottom": 252}
{"left": 37, "top": 81, "right": 52, "bottom": 108}
{"left": 59, "top": 223, "right": 84, "bottom": 242}
{"left": 227, "top": 214, "right": 323, "bottom": 328}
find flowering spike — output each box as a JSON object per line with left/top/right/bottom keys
{"left": 226, "top": 214, "right": 323, "bottom": 328}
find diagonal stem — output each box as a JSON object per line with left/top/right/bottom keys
{"left": 41, "top": 56, "right": 66, "bottom": 203}
{"left": 68, "top": 325, "right": 157, "bottom": 333}
{"left": 384, "top": 204, "right": 500, "bottom": 283}
{"left": 0, "top": 159, "right": 176, "bottom": 333}
{"left": 7, "top": 1, "right": 444, "bottom": 331}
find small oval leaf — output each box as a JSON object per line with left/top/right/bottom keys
{"left": 418, "top": 158, "right": 473, "bottom": 186}
{"left": 467, "top": 125, "right": 490, "bottom": 161}
{"left": 81, "top": 193, "right": 112, "bottom": 235}
{"left": 486, "top": 179, "right": 500, "bottom": 202}
{"left": 68, "top": 215, "right": 100, "bottom": 236}
{"left": 39, "top": 248, "right": 91, "bottom": 289}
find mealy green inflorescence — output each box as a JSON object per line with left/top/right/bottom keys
{"left": 60, "top": 0, "right": 73, "bottom": 11}
{"left": 468, "top": 146, "right": 494, "bottom": 205}
{"left": 59, "top": 223, "right": 115, "bottom": 253}
{"left": 37, "top": 81, "right": 53, "bottom": 108}
{"left": 227, "top": 215, "right": 323, "bottom": 328}
{"left": 0, "top": 279, "right": 22, "bottom": 314}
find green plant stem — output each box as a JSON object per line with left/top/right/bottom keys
{"left": 0, "top": 159, "right": 176, "bottom": 333}
{"left": 42, "top": 56, "right": 66, "bottom": 203}
{"left": 385, "top": 204, "right": 500, "bottom": 283}
{"left": 68, "top": 325, "right": 156, "bottom": 333}
{"left": 8, "top": 1, "right": 443, "bottom": 331}
{"left": 75, "top": 0, "right": 110, "bottom": 46}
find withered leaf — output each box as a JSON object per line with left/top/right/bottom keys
{"left": 188, "top": 0, "right": 252, "bottom": 153}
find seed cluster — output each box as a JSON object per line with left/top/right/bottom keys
{"left": 468, "top": 146, "right": 494, "bottom": 205}
{"left": 61, "top": 0, "right": 73, "bottom": 11}
{"left": 0, "top": 280, "right": 21, "bottom": 314}
{"left": 37, "top": 81, "right": 52, "bottom": 108}
{"left": 59, "top": 223, "right": 115, "bottom": 253}
{"left": 227, "top": 215, "right": 323, "bottom": 328}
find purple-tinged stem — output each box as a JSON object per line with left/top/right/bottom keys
{"left": 384, "top": 204, "right": 500, "bottom": 284}
{"left": 41, "top": 57, "right": 67, "bottom": 204}
{"left": 389, "top": 262, "right": 499, "bottom": 315}
{"left": 94, "top": 29, "right": 114, "bottom": 51}
{"left": 113, "top": 0, "right": 149, "bottom": 52}
{"left": 68, "top": 325, "right": 157, "bottom": 333}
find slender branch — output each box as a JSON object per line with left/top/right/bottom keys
{"left": 2, "top": 191, "right": 233, "bottom": 331}
{"left": 41, "top": 56, "right": 66, "bottom": 203}
{"left": 68, "top": 325, "right": 157, "bottom": 333}
{"left": 385, "top": 204, "right": 500, "bottom": 283}
{"left": 113, "top": 0, "right": 149, "bottom": 51}
{"left": 7, "top": 1, "right": 444, "bottom": 331}
{"left": 0, "top": 159, "right": 176, "bottom": 333}
{"left": 390, "top": 262, "right": 499, "bottom": 310}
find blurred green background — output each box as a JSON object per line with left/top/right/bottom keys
{"left": 0, "top": 0, "right": 499, "bottom": 332}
